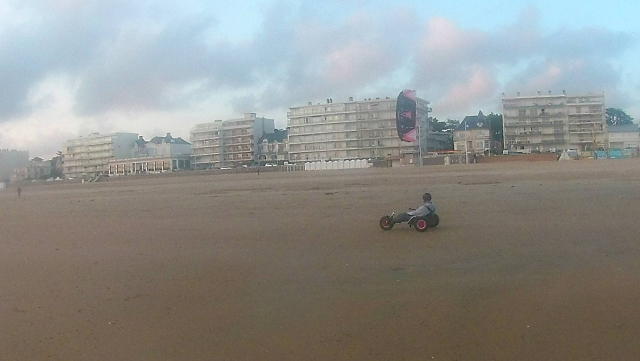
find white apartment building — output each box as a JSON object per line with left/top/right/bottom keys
{"left": 191, "top": 113, "right": 275, "bottom": 169}
{"left": 63, "top": 132, "right": 139, "bottom": 178}
{"left": 502, "top": 93, "right": 607, "bottom": 152}
{"left": 287, "top": 97, "right": 430, "bottom": 162}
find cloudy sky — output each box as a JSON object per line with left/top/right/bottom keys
{"left": 1, "top": 0, "right": 638, "bottom": 157}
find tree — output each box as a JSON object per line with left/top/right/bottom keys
{"left": 606, "top": 108, "right": 634, "bottom": 126}
{"left": 429, "top": 117, "right": 447, "bottom": 132}
{"left": 428, "top": 117, "right": 455, "bottom": 150}
{"left": 443, "top": 119, "right": 460, "bottom": 132}
{"left": 50, "top": 151, "right": 64, "bottom": 179}
{"left": 485, "top": 113, "right": 503, "bottom": 150}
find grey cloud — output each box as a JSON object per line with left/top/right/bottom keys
{"left": 412, "top": 7, "right": 636, "bottom": 116}
{"left": 243, "top": 5, "right": 416, "bottom": 110}
{"left": 0, "top": 1, "right": 637, "bottom": 127}
{"left": 0, "top": 1, "right": 258, "bottom": 120}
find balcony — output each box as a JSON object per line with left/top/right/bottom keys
{"left": 569, "top": 129, "right": 603, "bottom": 134}
{"left": 568, "top": 119, "right": 603, "bottom": 125}
{"left": 193, "top": 151, "right": 221, "bottom": 157}
{"left": 225, "top": 148, "right": 253, "bottom": 155}
{"left": 226, "top": 140, "right": 253, "bottom": 146}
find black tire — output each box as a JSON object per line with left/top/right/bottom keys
{"left": 379, "top": 216, "right": 393, "bottom": 230}
{"left": 429, "top": 214, "right": 440, "bottom": 228}
{"left": 415, "top": 218, "right": 428, "bottom": 232}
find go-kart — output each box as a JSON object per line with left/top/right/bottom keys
{"left": 379, "top": 211, "right": 439, "bottom": 232}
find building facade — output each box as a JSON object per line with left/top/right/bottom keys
{"left": 502, "top": 93, "right": 607, "bottom": 152}
{"left": 426, "top": 132, "right": 453, "bottom": 152}
{"left": 454, "top": 112, "right": 492, "bottom": 155}
{"left": 608, "top": 124, "right": 640, "bottom": 149}
{"left": 63, "top": 132, "right": 139, "bottom": 178}
{"left": 259, "top": 129, "right": 288, "bottom": 164}
{"left": 0, "top": 149, "right": 29, "bottom": 181}
{"left": 287, "top": 97, "right": 430, "bottom": 162}
{"left": 12, "top": 158, "right": 54, "bottom": 181}
{"left": 107, "top": 133, "right": 192, "bottom": 175}
{"left": 190, "top": 113, "right": 275, "bottom": 169}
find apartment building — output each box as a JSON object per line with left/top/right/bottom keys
{"left": 63, "top": 132, "right": 139, "bottom": 178}
{"left": 190, "top": 113, "right": 275, "bottom": 169}
{"left": 287, "top": 97, "right": 430, "bottom": 162}
{"left": 502, "top": 93, "right": 607, "bottom": 152}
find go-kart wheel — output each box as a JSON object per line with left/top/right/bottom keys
{"left": 429, "top": 214, "right": 440, "bottom": 228}
{"left": 415, "top": 219, "right": 428, "bottom": 232}
{"left": 379, "top": 216, "right": 393, "bottom": 230}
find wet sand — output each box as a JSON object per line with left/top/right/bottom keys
{"left": 2, "top": 160, "right": 640, "bottom": 360}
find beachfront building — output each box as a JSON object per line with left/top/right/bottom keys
{"left": 608, "top": 124, "right": 640, "bottom": 149}
{"left": 107, "top": 133, "right": 192, "bottom": 175}
{"left": 502, "top": 92, "right": 608, "bottom": 152}
{"left": 258, "top": 129, "right": 288, "bottom": 164}
{"left": 453, "top": 111, "right": 493, "bottom": 155}
{"left": 12, "top": 157, "right": 54, "bottom": 181}
{"left": 287, "top": 97, "right": 430, "bottom": 162}
{"left": 0, "top": 149, "right": 29, "bottom": 181}
{"left": 63, "top": 132, "right": 139, "bottom": 178}
{"left": 426, "top": 131, "right": 453, "bottom": 152}
{"left": 190, "top": 113, "right": 275, "bottom": 169}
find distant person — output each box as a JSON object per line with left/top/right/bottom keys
{"left": 391, "top": 193, "right": 435, "bottom": 225}
{"left": 17, "top": 186, "right": 22, "bottom": 199}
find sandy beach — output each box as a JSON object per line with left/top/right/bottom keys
{"left": 2, "top": 159, "right": 640, "bottom": 360}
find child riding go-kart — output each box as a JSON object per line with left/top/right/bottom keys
{"left": 379, "top": 192, "right": 439, "bottom": 232}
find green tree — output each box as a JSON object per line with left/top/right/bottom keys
{"left": 429, "top": 117, "right": 447, "bottom": 132}
{"left": 606, "top": 108, "right": 634, "bottom": 126}
{"left": 50, "top": 151, "right": 64, "bottom": 179}
{"left": 443, "top": 119, "right": 460, "bottom": 132}
{"left": 428, "top": 117, "right": 455, "bottom": 150}
{"left": 485, "top": 113, "right": 503, "bottom": 150}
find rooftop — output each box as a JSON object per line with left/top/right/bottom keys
{"left": 149, "top": 133, "right": 190, "bottom": 145}
{"left": 260, "top": 129, "right": 288, "bottom": 143}
{"left": 457, "top": 111, "right": 490, "bottom": 131}
{"left": 608, "top": 124, "right": 639, "bottom": 133}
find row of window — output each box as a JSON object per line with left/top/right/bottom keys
{"left": 290, "top": 139, "right": 406, "bottom": 151}
{"left": 290, "top": 101, "right": 395, "bottom": 116}
{"left": 288, "top": 112, "right": 396, "bottom": 126}
{"left": 289, "top": 121, "right": 396, "bottom": 134}
{"left": 291, "top": 130, "right": 398, "bottom": 143}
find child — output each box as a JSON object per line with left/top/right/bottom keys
{"left": 392, "top": 193, "right": 435, "bottom": 224}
